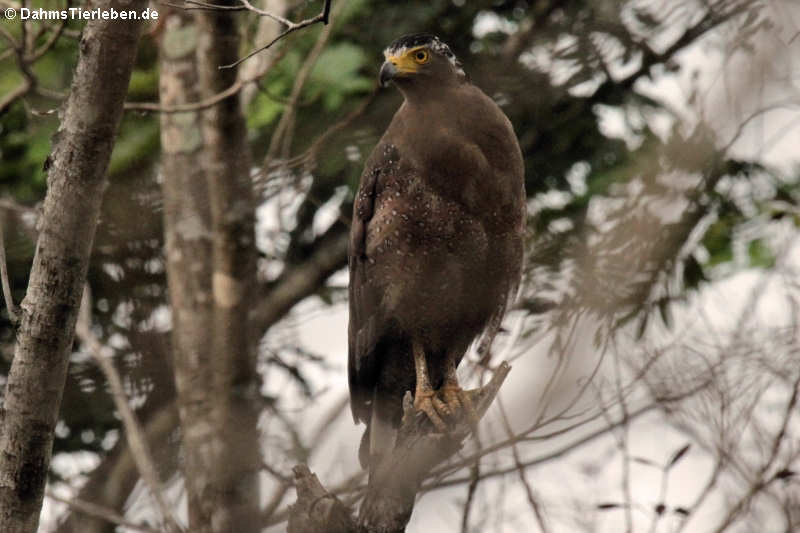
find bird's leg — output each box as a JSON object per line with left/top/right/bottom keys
{"left": 412, "top": 341, "right": 447, "bottom": 432}
{"left": 441, "top": 362, "right": 480, "bottom": 429}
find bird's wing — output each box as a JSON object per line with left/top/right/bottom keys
{"left": 348, "top": 141, "right": 399, "bottom": 423}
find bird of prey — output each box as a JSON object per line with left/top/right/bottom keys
{"left": 348, "top": 33, "right": 525, "bottom": 467}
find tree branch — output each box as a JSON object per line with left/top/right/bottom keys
{"left": 75, "top": 288, "right": 183, "bottom": 533}
{"left": 288, "top": 363, "right": 511, "bottom": 533}
{"left": 0, "top": 1, "right": 147, "bottom": 529}
{"left": 288, "top": 465, "right": 355, "bottom": 533}
{"left": 251, "top": 223, "right": 348, "bottom": 335}
{"left": 47, "top": 491, "right": 161, "bottom": 533}
{"left": 0, "top": 214, "right": 18, "bottom": 324}
{"left": 220, "top": 0, "right": 333, "bottom": 70}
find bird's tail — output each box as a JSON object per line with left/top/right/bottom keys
{"left": 358, "top": 389, "right": 397, "bottom": 469}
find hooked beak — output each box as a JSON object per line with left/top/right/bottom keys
{"left": 379, "top": 61, "right": 398, "bottom": 88}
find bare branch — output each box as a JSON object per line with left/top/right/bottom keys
{"left": 177, "top": 0, "right": 245, "bottom": 10}
{"left": 75, "top": 288, "right": 184, "bottom": 533}
{"left": 48, "top": 491, "right": 162, "bottom": 533}
{"left": 264, "top": 1, "right": 340, "bottom": 164}
{"left": 0, "top": 4, "right": 70, "bottom": 114}
{"left": 220, "top": 0, "right": 333, "bottom": 70}
{"left": 125, "top": 77, "right": 244, "bottom": 112}
{"left": 710, "top": 373, "right": 800, "bottom": 533}
{"left": 252, "top": 225, "right": 348, "bottom": 335}
{"left": 0, "top": 215, "right": 18, "bottom": 323}
{"left": 0, "top": 79, "right": 32, "bottom": 115}
{"left": 498, "top": 399, "right": 551, "bottom": 533}
{"left": 288, "top": 465, "right": 354, "bottom": 533}
{"left": 288, "top": 364, "right": 511, "bottom": 532}
{"left": 361, "top": 364, "right": 509, "bottom": 531}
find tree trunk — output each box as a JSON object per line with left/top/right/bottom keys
{"left": 159, "top": 4, "right": 261, "bottom": 532}
{"left": 0, "top": 2, "right": 146, "bottom": 531}
{"left": 198, "top": 5, "right": 262, "bottom": 525}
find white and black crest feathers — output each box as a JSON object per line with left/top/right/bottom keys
{"left": 383, "top": 33, "right": 464, "bottom": 75}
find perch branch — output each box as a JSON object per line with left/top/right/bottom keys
{"left": 288, "top": 362, "right": 511, "bottom": 533}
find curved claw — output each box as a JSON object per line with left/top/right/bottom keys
{"left": 413, "top": 390, "right": 448, "bottom": 432}
{"left": 442, "top": 384, "right": 480, "bottom": 429}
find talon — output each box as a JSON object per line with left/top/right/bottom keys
{"left": 441, "top": 385, "right": 462, "bottom": 413}
{"left": 442, "top": 384, "right": 480, "bottom": 429}
{"left": 432, "top": 394, "right": 451, "bottom": 419}
{"left": 414, "top": 390, "right": 448, "bottom": 432}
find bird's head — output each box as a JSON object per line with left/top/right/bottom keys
{"left": 379, "top": 33, "right": 465, "bottom": 89}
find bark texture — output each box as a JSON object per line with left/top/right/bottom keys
{"left": 0, "top": 2, "right": 146, "bottom": 531}
{"left": 158, "top": 11, "right": 217, "bottom": 532}
{"left": 159, "top": 4, "right": 260, "bottom": 532}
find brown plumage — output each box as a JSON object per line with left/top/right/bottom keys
{"left": 348, "top": 34, "right": 525, "bottom": 467}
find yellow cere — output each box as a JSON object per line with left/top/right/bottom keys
{"left": 384, "top": 46, "right": 431, "bottom": 74}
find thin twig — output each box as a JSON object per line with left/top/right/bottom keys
{"left": 256, "top": 85, "right": 377, "bottom": 181}
{"left": 0, "top": 3, "right": 69, "bottom": 114}
{"left": 0, "top": 215, "right": 18, "bottom": 323}
{"left": 424, "top": 402, "right": 660, "bottom": 492}
{"left": 75, "top": 287, "right": 184, "bottom": 533}
{"left": 178, "top": 0, "right": 245, "bottom": 10}
{"left": 709, "top": 373, "right": 800, "bottom": 533}
{"left": 264, "top": 0, "right": 341, "bottom": 164}
{"left": 125, "top": 77, "right": 244, "bottom": 112}
{"left": 498, "top": 399, "right": 550, "bottom": 533}
{"left": 220, "top": 0, "right": 333, "bottom": 70}
{"left": 608, "top": 339, "right": 633, "bottom": 533}
{"left": 46, "top": 490, "right": 161, "bottom": 533}
{"left": 262, "top": 395, "right": 349, "bottom": 521}
{"left": 27, "top": 10, "right": 68, "bottom": 62}
{"left": 460, "top": 451, "right": 481, "bottom": 533}
{"left": 0, "top": 80, "right": 32, "bottom": 113}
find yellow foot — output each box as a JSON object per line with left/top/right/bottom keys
{"left": 441, "top": 384, "right": 480, "bottom": 429}
{"left": 413, "top": 389, "right": 448, "bottom": 432}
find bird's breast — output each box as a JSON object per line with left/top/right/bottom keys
{"left": 362, "top": 172, "right": 517, "bottom": 333}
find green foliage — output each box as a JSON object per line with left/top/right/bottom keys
{"left": 703, "top": 216, "right": 735, "bottom": 267}
{"left": 127, "top": 68, "right": 159, "bottom": 100}
{"left": 309, "top": 43, "right": 372, "bottom": 111}
{"left": 748, "top": 239, "right": 775, "bottom": 269}
{"left": 247, "top": 91, "right": 284, "bottom": 131}
{"left": 0, "top": 104, "right": 49, "bottom": 201}
{"left": 108, "top": 116, "right": 160, "bottom": 176}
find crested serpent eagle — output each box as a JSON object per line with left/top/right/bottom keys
{"left": 348, "top": 34, "right": 525, "bottom": 467}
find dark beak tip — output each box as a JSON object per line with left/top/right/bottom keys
{"left": 379, "top": 62, "right": 397, "bottom": 88}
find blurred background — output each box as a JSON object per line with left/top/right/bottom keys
{"left": 1, "top": 0, "right": 799, "bottom": 531}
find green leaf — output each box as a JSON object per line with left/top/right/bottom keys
{"left": 309, "top": 43, "right": 372, "bottom": 111}
{"left": 747, "top": 239, "right": 775, "bottom": 269}
{"left": 247, "top": 92, "right": 284, "bottom": 130}
{"left": 703, "top": 218, "right": 733, "bottom": 267}
{"left": 108, "top": 119, "right": 160, "bottom": 175}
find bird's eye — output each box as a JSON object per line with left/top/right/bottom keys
{"left": 413, "top": 50, "right": 430, "bottom": 63}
